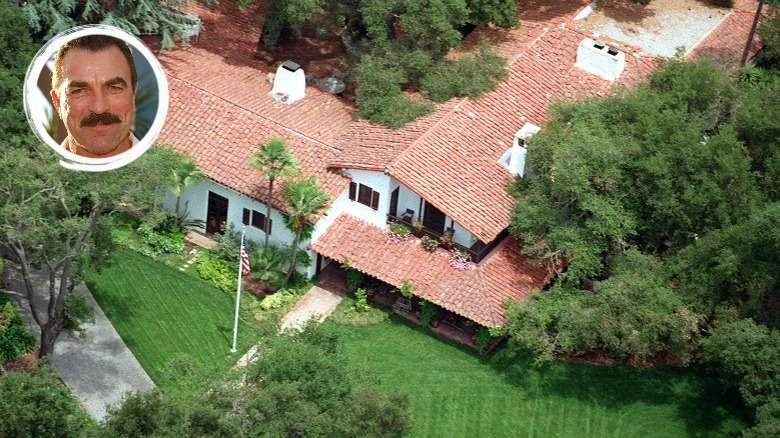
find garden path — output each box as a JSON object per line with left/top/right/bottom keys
{"left": 2, "top": 264, "right": 155, "bottom": 420}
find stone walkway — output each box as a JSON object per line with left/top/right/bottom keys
{"left": 2, "top": 265, "right": 155, "bottom": 421}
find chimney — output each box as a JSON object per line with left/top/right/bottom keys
{"left": 574, "top": 38, "right": 626, "bottom": 81}
{"left": 499, "top": 123, "right": 541, "bottom": 177}
{"left": 269, "top": 60, "right": 306, "bottom": 104}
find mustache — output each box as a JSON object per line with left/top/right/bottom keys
{"left": 80, "top": 112, "right": 122, "bottom": 127}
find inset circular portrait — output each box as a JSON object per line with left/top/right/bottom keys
{"left": 23, "top": 25, "right": 169, "bottom": 172}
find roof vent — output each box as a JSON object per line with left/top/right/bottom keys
{"left": 498, "top": 123, "right": 541, "bottom": 177}
{"left": 574, "top": 38, "right": 626, "bottom": 81}
{"left": 269, "top": 60, "right": 305, "bottom": 104}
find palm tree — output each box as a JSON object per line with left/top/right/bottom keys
{"left": 280, "top": 177, "right": 330, "bottom": 289}
{"left": 248, "top": 138, "right": 298, "bottom": 246}
{"left": 170, "top": 155, "right": 205, "bottom": 215}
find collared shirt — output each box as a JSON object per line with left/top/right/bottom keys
{"left": 61, "top": 133, "right": 139, "bottom": 156}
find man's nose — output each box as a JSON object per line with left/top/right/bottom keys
{"left": 87, "top": 89, "right": 110, "bottom": 113}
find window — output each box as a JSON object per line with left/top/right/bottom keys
{"left": 242, "top": 208, "right": 273, "bottom": 234}
{"left": 349, "top": 182, "right": 380, "bottom": 210}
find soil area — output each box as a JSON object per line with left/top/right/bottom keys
{"left": 570, "top": 0, "right": 731, "bottom": 56}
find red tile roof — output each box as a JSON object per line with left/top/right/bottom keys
{"left": 687, "top": 0, "right": 764, "bottom": 68}
{"left": 310, "top": 214, "right": 551, "bottom": 327}
{"left": 159, "top": 77, "right": 350, "bottom": 210}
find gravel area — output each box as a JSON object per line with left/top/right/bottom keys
{"left": 573, "top": 0, "right": 731, "bottom": 57}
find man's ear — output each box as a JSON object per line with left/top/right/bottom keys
{"left": 50, "top": 89, "right": 60, "bottom": 113}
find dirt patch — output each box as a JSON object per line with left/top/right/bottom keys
{"left": 254, "top": 25, "right": 349, "bottom": 80}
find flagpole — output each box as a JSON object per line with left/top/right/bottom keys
{"left": 231, "top": 226, "right": 247, "bottom": 353}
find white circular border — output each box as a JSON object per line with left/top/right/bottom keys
{"left": 23, "top": 25, "right": 169, "bottom": 172}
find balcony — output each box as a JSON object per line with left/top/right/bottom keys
{"left": 387, "top": 213, "right": 507, "bottom": 264}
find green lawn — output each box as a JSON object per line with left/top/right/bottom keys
{"left": 88, "top": 249, "right": 749, "bottom": 436}
{"left": 332, "top": 316, "right": 749, "bottom": 438}
{"left": 85, "top": 249, "right": 260, "bottom": 387}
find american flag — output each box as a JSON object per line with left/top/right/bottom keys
{"left": 240, "top": 235, "right": 251, "bottom": 275}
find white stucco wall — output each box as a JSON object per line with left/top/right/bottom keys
{"left": 342, "top": 169, "right": 393, "bottom": 227}
{"left": 163, "top": 179, "right": 317, "bottom": 277}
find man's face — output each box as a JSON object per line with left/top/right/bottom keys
{"left": 51, "top": 46, "right": 137, "bottom": 156}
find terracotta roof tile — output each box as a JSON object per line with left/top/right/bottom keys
{"left": 159, "top": 78, "right": 349, "bottom": 210}
{"left": 310, "top": 214, "right": 552, "bottom": 327}
{"left": 686, "top": 1, "right": 764, "bottom": 68}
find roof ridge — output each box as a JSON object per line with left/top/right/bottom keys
{"left": 167, "top": 75, "right": 343, "bottom": 156}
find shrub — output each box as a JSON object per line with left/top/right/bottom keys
{"left": 474, "top": 326, "right": 492, "bottom": 351}
{"left": 136, "top": 223, "right": 184, "bottom": 256}
{"left": 421, "top": 235, "right": 438, "bottom": 251}
{"left": 420, "top": 47, "right": 508, "bottom": 103}
{"left": 354, "top": 288, "right": 369, "bottom": 312}
{"left": 388, "top": 222, "right": 412, "bottom": 243}
{"left": 196, "top": 253, "right": 237, "bottom": 294}
{"left": 259, "top": 292, "right": 298, "bottom": 311}
{"left": 398, "top": 278, "right": 413, "bottom": 298}
{"left": 0, "top": 301, "right": 36, "bottom": 364}
{"left": 419, "top": 300, "right": 437, "bottom": 327}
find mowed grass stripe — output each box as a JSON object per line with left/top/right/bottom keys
{"left": 85, "top": 249, "right": 257, "bottom": 388}
{"left": 332, "top": 315, "right": 749, "bottom": 438}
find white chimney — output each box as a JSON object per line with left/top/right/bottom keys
{"left": 499, "top": 123, "right": 540, "bottom": 177}
{"left": 574, "top": 38, "right": 626, "bottom": 81}
{"left": 269, "top": 60, "right": 305, "bottom": 104}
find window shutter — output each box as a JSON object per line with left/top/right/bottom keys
{"left": 242, "top": 208, "right": 250, "bottom": 225}
{"left": 267, "top": 219, "right": 273, "bottom": 235}
{"left": 371, "top": 191, "right": 380, "bottom": 210}
{"left": 349, "top": 182, "right": 357, "bottom": 201}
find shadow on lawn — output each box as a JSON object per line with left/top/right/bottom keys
{"left": 487, "top": 344, "right": 750, "bottom": 436}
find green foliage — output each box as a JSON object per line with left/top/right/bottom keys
{"left": 0, "top": 2, "right": 36, "bottom": 144}
{"left": 354, "top": 288, "right": 369, "bottom": 312}
{"left": 466, "top": 0, "right": 518, "bottom": 28}
{"left": 0, "top": 301, "right": 36, "bottom": 363}
{"left": 281, "top": 176, "right": 330, "bottom": 288}
{"left": 388, "top": 221, "right": 412, "bottom": 241}
{"left": 420, "top": 45, "right": 507, "bottom": 102}
{"left": 331, "top": 295, "right": 389, "bottom": 326}
{"left": 734, "top": 79, "right": 780, "bottom": 200}
{"left": 354, "top": 54, "right": 433, "bottom": 127}
{"left": 511, "top": 60, "right": 760, "bottom": 281}
{"left": 250, "top": 244, "right": 288, "bottom": 291}
{"left": 759, "top": 9, "right": 780, "bottom": 70}
{"left": 668, "top": 202, "right": 780, "bottom": 325}
{"left": 700, "top": 318, "right": 780, "bottom": 409}
{"left": 211, "top": 223, "right": 246, "bottom": 263}
{"left": 98, "top": 325, "right": 413, "bottom": 437}
{"left": 419, "top": 300, "right": 437, "bottom": 327}
{"left": 136, "top": 223, "right": 185, "bottom": 256}
{"left": 398, "top": 278, "right": 413, "bottom": 298}
{"left": 20, "top": 0, "right": 197, "bottom": 50}
{"left": 743, "top": 398, "right": 780, "bottom": 437}
{"left": 0, "top": 365, "right": 94, "bottom": 437}
{"left": 248, "top": 138, "right": 299, "bottom": 245}
{"left": 503, "top": 250, "right": 702, "bottom": 364}
{"left": 473, "top": 326, "right": 492, "bottom": 351}
{"left": 259, "top": 0, "right": 326, "bottom": 48}
{"left": 61, "top": 293, "right": 95, "bottom": 337}
{"left": 259, "top": 291, "right": 298, "bottom": 310}
{"left": 195, "top": 252, "right": 237, "bottom": 294}
{"left": 342, "top": 260, "right": 364, "bottom": 294}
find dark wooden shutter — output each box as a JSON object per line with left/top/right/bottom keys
{"left": 371, "top": 191, "right": 380, "bottom": 210}
{"left": 242, "top": 208, "right": 250, "bottom": 225}
{"left": 349, "top": 182, "right": 357, "bottom": 201}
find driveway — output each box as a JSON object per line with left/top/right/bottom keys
{"left": 2, "top": 264, "right": 155, "bottom": 421}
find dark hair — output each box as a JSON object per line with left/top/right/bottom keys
{"left": 52, "top": 34, "right": 137, "bottom": 93}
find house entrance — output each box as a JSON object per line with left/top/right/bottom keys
{"left": 206, "top": 191, "right": 228, "bottom": 234}
{"left": 423, "top": 201, "right": 446, "bottom": 235}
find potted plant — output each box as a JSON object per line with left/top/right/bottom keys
{"left": 421, "top": 235, "right": 438, "bottom": 252}
{"left": 389, "top": 222, "right": 412, "bottom": 243}
{"left": 411, "top": 220, "right": 424, "bottom": 237}
{"left": 438, "top": 230, "right": 453, "bottom": 249}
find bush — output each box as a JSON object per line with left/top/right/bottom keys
{"left": 259, "top": 292, "right": 298, "bottom": 311}
{"left": 195, "top": 253, "right": 237, "bottom": 294}
{"left": 474, "top": 326, "right": 492, "bottom": 351}
{"left": 388, "top": 222, "right": 412, "bottom": 243}
{"left": 136, "top": 223, "right": 184, "bottom": 256}
{"left": 419, "top": 300, "right": 437, "bottom": 327}
{"left": 0, "top": 301, "right": 36, "bottom": 364}
{"left": 420, "top": 47, "right": 508, "bottom": 103}
{"left": 354, "top": 288, "right": 369, "bottom": 312}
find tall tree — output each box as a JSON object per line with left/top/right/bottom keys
{"left": 248, "top": 138, "right": 298, "bottom": 246}
{"left": 280, "top": 176, "right": 329, "bottom": 288}
{"left": 169, "top": 153, "right": 205, "bottom": 216}
{"left": 0, "top": 145, "right": 180, "bottom": 357}
{"left": 20, "top": 0, "right": 197, "bottom": 50}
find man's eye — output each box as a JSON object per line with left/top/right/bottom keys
{"left": 70, "top": 88, "right": 85, "bottom": 95}
{"left": 109, "top": 85, "right": 123, "bottom": 91}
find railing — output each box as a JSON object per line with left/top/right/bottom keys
{"left": 386, "top": 214, "right": 507, "bottom": 263}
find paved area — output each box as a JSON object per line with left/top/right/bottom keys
{"left": 2, "top": 265, "right": 155, "bottom": 421}
{"left": 279, "top": 285, "right": 345, "bottom": 332}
